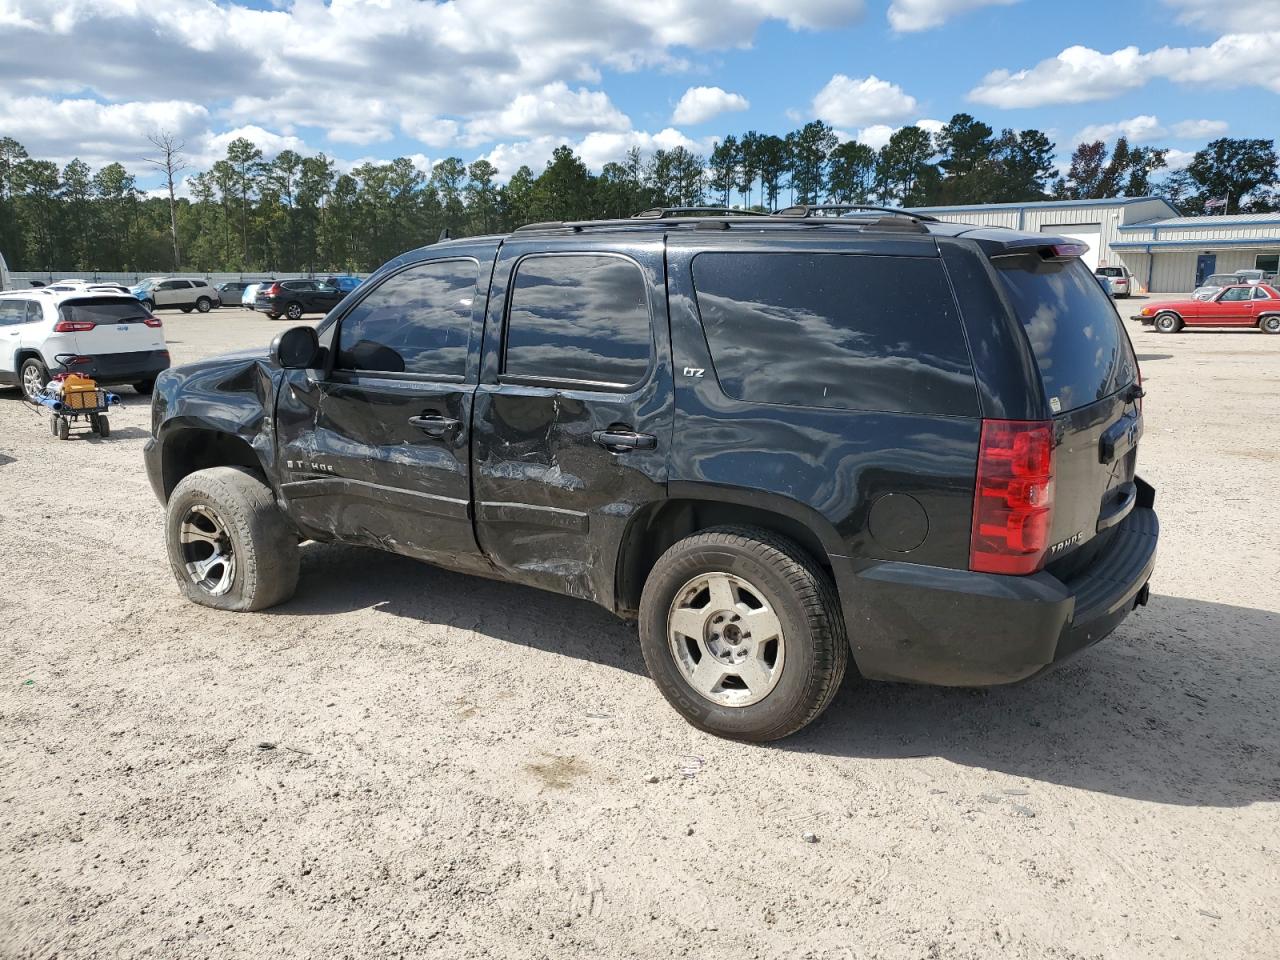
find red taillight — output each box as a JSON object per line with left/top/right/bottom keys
{"left": 1046, "top": 242, "right": 1089, "bottom": 260}
{"left": 144, "top": 316, "right": 162, "bottom": 328}
{"left": 54, "top": 320, "right": 96, "bottom": 332}
{"left": 969, "top": 419, "right": 1055, "bottom": 576}
{"left": 265, "top": 283, "right": 282, "bottom": 296}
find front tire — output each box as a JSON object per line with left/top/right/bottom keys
{"left": 20, "top": 357, "right": 49, "bottom": 401}
{"left": 165, "top": 466, "right": 299, "bottom": 612}
{"left": 1261, "top": 315, "right": 1280, "bottom": 335}
{"left": 196, "top": 296, "right": 212, "bottom": 313}
{"left": 1154, "top": 312, "right": 1183, "bottom": 333}
{"left": 638, "top": 527, "right": 848, "bottom": 742}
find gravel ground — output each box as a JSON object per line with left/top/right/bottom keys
{"left": 1, "top": 303, "right": 1277, "bottom": 960}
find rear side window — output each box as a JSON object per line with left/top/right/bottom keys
{"left": 59, "top": 298, "right": 151, "bottom": 324}
{"left": 0, "top": 300, "right": 26, "bottom": 325}
{"left": 504, "top": 254, "right": 651, "bottom": 387}
{"left": 691, "top": 252, "right": 977, "bottom": 415}
{"left": 995, "top": 256, "right": 1136, "bottom": 413}
{"left": 337, "top": 259, "right": 477, "bottom": 377}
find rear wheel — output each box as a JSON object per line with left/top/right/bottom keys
{"left": 196, "top": 296, "right": 212, "bottom": 313}
{"left": 142, "top": 299, "right": 155, "bottom": 312}
{"left": 1261, "top": 315, "right": 1280, "bottom": 335}
{"left": 266, "top": 312, "right": 280, "bottom": 320}
{"left": 1154, "top": 312, "right": 1183, "bottom": 333}
{"left": 95, "top": 414, "right": 110, "bottom": 437}
{"left": 285, "top": 301, "right": 304, "bottom": 321}
{"left": 20, "top": 358, "right": 49, "bottom": 401}
{"left": 165, "top": 466, "right": 299, "bottom": 612}
{"left": 638, "top": 527, "right": 847, "bottom": 742}
{"left": 181, "top": 307, "right": 193, "bottom": 314}
{"left": 56, "top": 417, "right": 69, "bottom": 441}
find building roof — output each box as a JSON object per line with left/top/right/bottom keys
{"left": 1118, "top": 212, "right": 1280, "bottom": 230}
{"left": 908, "top": 196, "right": 1178, "bottom": 215}
{"left": 1111, "top": 236, "right": 1280, "bottom": 249}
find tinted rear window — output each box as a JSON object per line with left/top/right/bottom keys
{"left": 690, "top": 252, "right": 978, "bottom": 415}
{"left": 1095, "top": 267, "right": 1124, "bottom": 277}
{"left": 995, "top": 257, "right": 1136, "bottom": 413}
{"left": 59, "top": 298, "right": 152, "bottom": 324}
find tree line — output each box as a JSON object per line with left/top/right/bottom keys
{"left": 1, "top": 116, "right": 1276, "bottom": 273}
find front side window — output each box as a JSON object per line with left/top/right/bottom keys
{"left": 504, "top": 254, "right": 651, "bottom": 386}
{"left": 691, "top": 252, "right": 977, "bottom": 415}
{"left": 336, "top": 259, "right": 477, "bottom": 377}
{"left": 1220, "top": 287, "right": 1251, "bottom": 302}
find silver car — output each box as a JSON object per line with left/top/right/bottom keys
{"left": 1193, "top": 273, "right": 1246, "bottom": 300}
{"left": 1095, "top": 265, "right": 1132, "bottom": 298}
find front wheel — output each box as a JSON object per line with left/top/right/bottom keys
{"left": 1154, "top": 312, "right": 1183, "bottom": 333}
{"left": 196, "top": 296, "right": 212, "bottom": 313}
{"left": 638, "top": 527, "right": 848, "bottom": 742}
{"left": 285, "top": 301, "right": 304, "bottom": 321}
{"left": 165, "top": 466, "right": 300, "bottom": 612}
{"left": 20, "top": 357, "right": 49, "bottom": 401}
{"left": 1261, "top": 315, "right": 1280, "bottom": 335}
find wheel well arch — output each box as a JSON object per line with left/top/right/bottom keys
{"left": 15, "top": 348, "right": 44, "bottom": 367}
{"left": 1153, "top": 308, "right": 1182, "bottom": 318}
{"left": 614, "top": 496, "right": 840, "bottom": 618}
{"left": 1258, "top": 310, "right": 1280, "bottom": 325}
{"left": 159, "top": 427, "right": 266, "bottom": 500}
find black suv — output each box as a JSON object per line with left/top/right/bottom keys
{"left": 254, "top": 279, "right": 345, "bottom": 320}
{"left": 144, "top": 206, "right": 1158, "bottom": 741}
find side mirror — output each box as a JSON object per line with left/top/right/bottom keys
{"left": 272, "top": 325, "right": 320, "bottom": 369}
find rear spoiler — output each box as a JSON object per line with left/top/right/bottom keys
{"left": 951, "top": 228, "right": 1091, "bottom": 262}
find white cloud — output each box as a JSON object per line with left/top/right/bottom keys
{"left": 970, "top": 34, "right": 1280, "bottom": 108}
{"left": 462, "top": 83, "right": 630, "bottom": 145}
{"left": 813, "top": 74, "right": 919, "bottom": 127}
{"left": 1171, "top": 118, "right": 1228, "bottom": 139}
{"left": 1075, "top": 115, "right": 1166, "bottom": 145}
{"left": 1164, "top": 148, "right": 1196, "bottom": 171}
{"left": 1161, "top": 0, "right": 1278, "bottom": 34}
{"left": 887, "top": 0, "right": 1018, "bottom": 32}
{"left": 480, "top": 128, "right": 717, "bottom": 181}
{"left": 672, "top": 86, "right": 750, "bottom": 125}
{"left": 970, "top": 45, "right": 1148, "bottom": 108}
{"left": 853, "top": 119, "right": 943, "bottom": 150}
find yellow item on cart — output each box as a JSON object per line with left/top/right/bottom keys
{"left": 61, "top": 374, "right": 100, "bottom": 411}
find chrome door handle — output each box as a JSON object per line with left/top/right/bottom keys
{"left": 408, "top": 413, "right": 461, "bottom": 439}
{"left": 592, "top": 429, "right": 657, "bottom": 452}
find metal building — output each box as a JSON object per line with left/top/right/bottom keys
{"left": 908, "top": 197, "right": 1280, "bottom": 293}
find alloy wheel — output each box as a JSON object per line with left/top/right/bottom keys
{"left": 22, "top": 364, "right": 44, "bottom": 400}
{"left": 178, "top": 503, "right": 237, "bottom": 596}
{"left": 667, "top": 572, "right": 785, "bottom": 707}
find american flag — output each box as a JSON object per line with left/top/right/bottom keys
{"left": 1204, "top": 197, "right": 1228, "bottom": 210}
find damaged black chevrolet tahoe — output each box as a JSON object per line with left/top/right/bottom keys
{"left": 144, "top": 205, "right": 1158, "bottom": 741}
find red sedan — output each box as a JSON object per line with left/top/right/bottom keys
{"left": 1135, "top": 284, "right": 1280, "bottom": 334}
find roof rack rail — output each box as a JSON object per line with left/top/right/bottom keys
{"left": 631, "top": 206, "right": 767, "bottom": 219}
{"left": 773, "top": 203, "right": 939, "bottom": 223}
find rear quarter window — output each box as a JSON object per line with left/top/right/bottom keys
{"left": 995, "top": 256, "right": 1136, "bottom": 413}
{"left": 690, "top": 252, "right": 978, "bottom": 416}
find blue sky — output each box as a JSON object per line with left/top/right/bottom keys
{"left": 0, "top": 0, "right": 1275, "bottom": 189}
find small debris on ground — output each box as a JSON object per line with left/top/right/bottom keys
{"left": 801, "top": 832, "right": 819, "bottom": 843}
{"left": 1198, "top": 909, "right": 1222, "bottom": 920}
{"left": 1011, "top": 805, "right": 1036, "bottom": 818}
{"left": 256, "top": 742, "right": 277, "bottom": 751}
{"left": 644, "top": 774, "right": 659, "bottom": 783}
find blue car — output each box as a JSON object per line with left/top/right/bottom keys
{"left": 324, "top": 275, "right": 363, "bottom": 294}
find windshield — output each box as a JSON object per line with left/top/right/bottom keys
{"left": 59, "top": 298, "right": 152, "bottom": 324}
{"left": 996, "top": 256, "right": 1137, "bottom": 414}
{"left": 135, "top": 279, "right": 157, "bottom": 291}
{"left": 1204, "top": 275, "right": 1238, "bottom": 286}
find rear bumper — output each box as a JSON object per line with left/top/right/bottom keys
{"left": 836, "top": 480, "right": 1158, "bottom": 686}
{"left": 55, "top": 349, "right": 170, "bottom": 385}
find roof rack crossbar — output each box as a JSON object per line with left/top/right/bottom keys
{"left": 631, "top": 206, "right": 768, "bottom": 219}
{"left": 773, "top": 203, "right": 939, "bottom": 223}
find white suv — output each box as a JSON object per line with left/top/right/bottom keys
{"left": 0, "top": 288, "right": 171, "bottom": 399}
{"left": 131, "top": 277, "right": 221, "bottom": 313}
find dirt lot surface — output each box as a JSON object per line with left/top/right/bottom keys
{"left": 1, "top": 302, "right": 1278, "bottom": 959}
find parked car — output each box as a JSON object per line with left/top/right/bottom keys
{"left": 241, "top": 282, "right": 268, "bottom": 310}
{"left": 47, "top": 279, "right": 133, "bottom": 295}
{"left": 324, "top": 275, "right": 363, "bottom": 294}
{"left": 145, "top": 208, "right": 1157, "bottom": 742}
{"left": 216, "top": 280, "right": 268, "bottom": 305}
{"left": 253, "top": 279, "right": 344, "bottom": 320}
{"left": 1095, "top": 264, "right": 1132, "bottom": 297}
{"left": 0, "top": 251, "right": 9, "bottom": 291}
{"left": 1136, "top": 283, "right": 1280, "bottom": 333}
{"left": 0, "top": 288, "right": 170, "bottom": 399}
{"left": 1192, "top": 273, "right": 1246, "bottom": 300}
{"left": 1233, "top": 269, "right": 1265, "bottom": 284}
{"left": 131, "top": 277, "right": 221, "bottom": 313}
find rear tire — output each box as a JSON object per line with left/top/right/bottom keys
{"left": 56, "top": 417, "right": 69, "bottom": 441}
{"left": 20, "top": 358, "right": 49, "bottom": 401}
{"left": 196, "top": 297, "right": 211, "bottom": 313}
{"left": 266, "top": 312, "right": 281, "bottom": 320}
{"left": 1154, "top": 312, "right": 1183, "bottom": 333}
{"left": 165, "top": 466, "right": 299, "bottom": 612}
{"left": 181, "top": 307, "right": 193, "bottom": 314}
{"left": 638, "top": 526, "right": 848, "bottom": 742}
{"left": 96, "top": 414, "right": 110, "bottom": 438}
{"left": 142, "top": 299, "right": 155, "bottom": 313}
{"left": 1261, "top": 315, "right": 1280, "bottom": 335}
